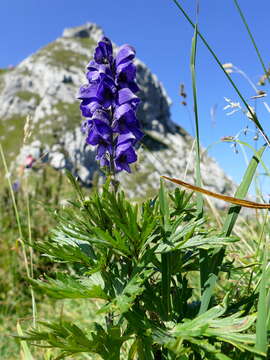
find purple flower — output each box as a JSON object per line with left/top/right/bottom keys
{"left": 117, "top": 88, "right": 140, "bottom": 109}
{"left": 86, "top": 110, "right": 112, "bottom": 147}
{"left": 115, "top": 134, "right": 137, "bottom": 173}
{"left": 78, "top": 37, "right": 142, "bottom": 173}
{"left": 12, "top": 180, "right": 20, "bottom": 192}
{"left": 86, "top": 61, "right": 113, "bottom": 83}
{"left": 94, "top": 37, "right": 113, "bottom": 65}
{"left": 113, "top": 104, "right": 143, "bottom": 141}
{"left": 115, "top": 45, "right": 136, "bottom": 67}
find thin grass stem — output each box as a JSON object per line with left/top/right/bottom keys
{"left": 190, "top": 24, "right": 203, "bottom": 216}
{"left": 0, "top": 143, "right": 30, "bottom": 278}
{"left": 0, "top": 143, "right": 36, "bottom": 327}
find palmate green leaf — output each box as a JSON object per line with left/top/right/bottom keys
{"left": 179, "top": 234, "right": 238, "bottom": 249}
{"left": 54, "top": 215, "right": 126, "bottom": 256}
{"left": 140, "top": 200, "right": 159, "bottom": 240}
{"left": 170, "top": 336, "right": 232, "bottom": 360}
{"left": 125, "top": 310, "right": 173, "bottom": 345}
{"left": 84, "top": 187, "right": 159, "bottom": 258}
{"left": 124, "top": 306, "right": 262, "bottom": 358}
{"left": 156, "top": 233, "right": 237, "bottom": 253}
{"left": 98, "top": 268, "right": 154, "bottom": 314}
{"left": 32, "top": 239, "right": 95, "bottom": 266}
{"left": 53, "top": 223, "right": 93, "bottom": 244}
{"left": 65, "top": 170, "right": 85, "bottom": 203}
{"left": 169, "top": 187, "right": 195, "bottom": 217}
{"left": 92, "top": 227, "right": 131, "bottom": 255}
{"left": 166, "top": 304, "right": 264, "bottom": 357}
{"left": 22, "top": 320, "right": 128, "bottom": 360}
{"left": 30, "top": 273, "right": 108, "bottom": 300}
{"left": 186, "top": 338, "right": 232, "bottom": 360}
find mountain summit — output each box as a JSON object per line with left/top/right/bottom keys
{"left": 0, "top": 23, "right": 234, "bottom": 201}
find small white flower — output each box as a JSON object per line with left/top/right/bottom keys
{"left": 223, "top": 97, "right": 241, "bottom": 116}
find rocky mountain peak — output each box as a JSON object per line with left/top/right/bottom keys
{"left": 0, "top": 23, "right": 235, "bottom": 204}
{"left": 62, "top": 23, "right": 104, "bottom": 42}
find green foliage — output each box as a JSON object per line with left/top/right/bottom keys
{"left": 23, "top": 321, "right": 129, "bottom": 360}
{"left": 30, "top": 101, "right": 81, "bottom": 146}
{"left": 15, "top": 90, "right": 41, "bottom": 104}
{"left": 0, "top": 68, "right": 11, "bottom": 75}
{"left": 19, "top": 178, "right": 263, "bottom": 359}
{"left": 30, "top": 273, "right": 109, "bottom": 300}
{"left": 74, "top": 37, "right": 95, "bottom": 49}
{"left": 0, "top": 114, "right": 26, "bottom": 164}
{"left": 33, "top": 41, "right": 88, "bottom": 69}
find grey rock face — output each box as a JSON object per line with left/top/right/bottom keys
{"left": 62, "top": 22, "right": 104, "bottom": 42}
{"left": 0, "top": 23, "right": 235, "bottom": 205}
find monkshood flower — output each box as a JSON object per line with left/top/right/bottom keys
{"left": 78, "top": 37, "right": 143, "bottom": 173}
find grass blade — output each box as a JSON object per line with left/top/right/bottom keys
{"left": 254, "top": 213, "right": 269, "bottom": 359}
{"left": 159, "top": 179, "right": 170, "bottom": 230}
{"left": 199, "top": 144, "right": 266, "bottom": 314}
{"left": 17, "top": 323, "right": 34, "bottom": 360}
{"left": 222, "top": 144, "right": 267, "bottom": 236}
{"left": 191, "top": 24, "right": 203, "bottom": 216}
{"left": 191, "top": 23, "right": 210, "bottom": 301}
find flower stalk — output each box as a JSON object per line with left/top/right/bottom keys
{"left": 78, "top": 37, "right": 143, "bottom": 184}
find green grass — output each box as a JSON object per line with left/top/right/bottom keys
{"left": 33, "top": 41, "right": 89, "bottom": 68}
{"left": 30, "top": 100, "right": 82, "bottom": 146}
{"left": 0, "top": 68, "right": 12, "bottom": 75}
{"left": 74, "top": 36, "right": 96, "bottom": 49}
{"left": 0, "top": 73, "right": 7, "bottom": 92}
{"left": 1, "top": 298, "right": 103, "bottom": 360}
{"left": 15, "top": 91, "right": 41, "bottom": 104}
{"left": 0, "top": 114, "right": 26, "bottom": 163}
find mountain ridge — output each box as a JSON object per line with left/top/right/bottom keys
{"left": 0, "top": 23, "right": 235, "bottom": 203}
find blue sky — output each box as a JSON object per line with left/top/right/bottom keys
{"left": 1, "top": 0, "right": 270, "bottom": 193}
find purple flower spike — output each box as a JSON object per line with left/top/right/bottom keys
{"left": 78, "top": 36, "right": 142, "bottom": 173}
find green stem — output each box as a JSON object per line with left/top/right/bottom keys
{"left": 191, "top": 24, "right": 203, "bottom": 216}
